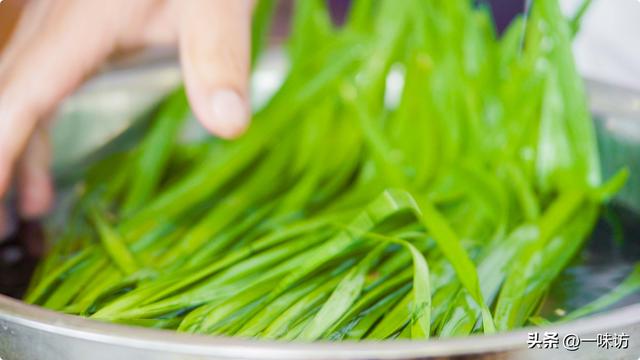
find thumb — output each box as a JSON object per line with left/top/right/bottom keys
{"left": 178, "top": 0, "right": 253, "bottom": 139}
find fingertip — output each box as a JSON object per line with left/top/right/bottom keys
{"left": 205, "top": 89, "right": 250, "bottom": 139}
{"left": 18, "top": 169, "right": 53, "bottom": 219}
{"left": 178, "top": 0, "right": 253, "bottom": 139}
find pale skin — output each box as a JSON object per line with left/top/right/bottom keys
{"left": 0, "top": 0, "right": 255, "bottom": 236}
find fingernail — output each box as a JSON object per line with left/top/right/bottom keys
{"left": 211, "top": 89, "right": 249, "bottom": 138}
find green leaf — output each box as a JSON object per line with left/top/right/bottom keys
{"left": 90, "top": 208, "right": 139, "bottom": 275}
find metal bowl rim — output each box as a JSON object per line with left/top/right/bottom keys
{"left": 1, "top": 295, "right": 639, "bottom": 359}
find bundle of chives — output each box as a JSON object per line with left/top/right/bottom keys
{"left": 26, "top": 0, "right": 637, "bottom": 340}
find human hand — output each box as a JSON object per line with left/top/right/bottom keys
{"left": 0, "top": 0, "right": 255, "bottom": 237}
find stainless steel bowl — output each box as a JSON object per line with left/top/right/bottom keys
{"left": 0, "top": 294, "right": 639, "bottom": 360}
{"left": 0, "top": 58, "right": 638, "bottom": 360}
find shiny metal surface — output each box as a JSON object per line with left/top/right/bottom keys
{"left": 0, "top": 295, "right": 639, "bottom": 360}
{"left": 0, "top": 59, "right": 639, "bottom": 359}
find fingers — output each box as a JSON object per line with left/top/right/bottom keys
{"left": 0, "top": 0, "right": 116, "bottom": 198}
{"left": 17, "top": 128, "right": 53, "bottom": 219}
{"left": 178, "top": 0, "right": 254, "bottom": 139}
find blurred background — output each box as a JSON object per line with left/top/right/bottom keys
{"left": 0, "top": 0, "right": 24, "bottom": 53}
